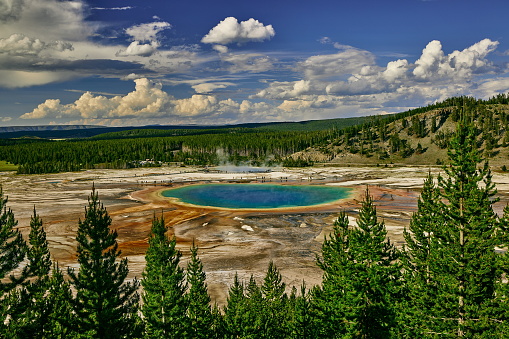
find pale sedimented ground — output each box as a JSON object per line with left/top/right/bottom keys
{"left": 2, "top": 165, "right": 509, "bottom": 306}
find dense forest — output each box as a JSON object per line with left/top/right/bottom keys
{"left": 3, "top": 94, "right": 509, "bottom": 174}
{"left": 1, "top": 120, "right": 509, "bottom": 338}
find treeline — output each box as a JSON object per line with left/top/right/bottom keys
{"left": 1, "top": 121, "right": 509, "bottom": 337}
{"left": 0, "top": 129, "right": 334, "bottom": 174}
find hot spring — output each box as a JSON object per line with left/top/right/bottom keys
{"left": 161, "top": 184, "right": 352, "bottom": 209}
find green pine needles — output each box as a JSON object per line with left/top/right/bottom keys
{"left": 141, "top": 214, "right": 187, "bottom": 338}
{"left": 312, "top": 189, "right": 401, "bottom": 338}
{"left": 68, "top": 187, "right": 140, "bottom": 338}
{"left": 403, "top": 121, "right": 508, "bottom": 337}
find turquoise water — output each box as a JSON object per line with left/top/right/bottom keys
{"left": 161, "top": 184, "right": 351, "bottom": 209}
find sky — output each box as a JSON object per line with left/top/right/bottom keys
{"left": 1, "top": 0, "right": 509, "bottom": 127}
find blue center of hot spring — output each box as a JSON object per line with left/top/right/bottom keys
{"left": 161, "top": 184, "right": 351, "bottom": 209}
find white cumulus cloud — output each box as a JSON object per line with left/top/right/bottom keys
{"left": 413, "top": 38, "right": 498, "bottom": 80}
{"left": 0, "top": 33, "right": 73, "bottom": 56}
{"left": 201, "top": 17, "right": 275, "bottom": 46}
{"left": 117, "top": 41, "right": 159, "bottom": 57}
{"left": 117, "top": 21, "right": 171, "bottom": 57}
{"left": 125, "top": 21, "right": 171, "bottom": 43}
{"left": 20, "top": 78, "right": 243, "bottom": 120}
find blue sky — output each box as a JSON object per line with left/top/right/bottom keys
{"left": 1, "top": 0, "right": 509, "bottom": 126}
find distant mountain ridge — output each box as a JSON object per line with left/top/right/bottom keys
{"left": 0, "top": 125, "right": 107, "bottom": 133}
{"left": 0, "top": 117, "right": 371, "bottom": 139}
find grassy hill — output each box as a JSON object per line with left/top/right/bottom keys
{"left": 291, "top": 95, "right": 509, "bottom": 169}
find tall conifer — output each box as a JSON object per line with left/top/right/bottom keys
{"left": 290, "top": 282, "right": 313, "bottom": 339}
{"left": 312, "top": 190, "right": 400, "bottom": 338}
{"left": 0, "top": 187, "right": 28, "bottom": 335}
{"left": 46, "top": 264, "right": 75, "bottom": 338}
{"left": 223, "top": 273, "right": 246, "bottom": 338}
{"left": 400, "top": 174, "right": 442, "bottom": 336}
{"left": 9, "top": 207, "right": 53, "bottom": 337}
{"left": 261, "top": 261, "right": 289, "bottom": 338}
{"left": 432, "top": 122, "right": 502, "bottom": 336}
{"left": 67, "top": 187, "right": 140, "bottom": 338}
{"left": 186, "top": 241, "right": 214, "bottom": 338}
{"left": 141, "top": 214, "right": 187, "bottom": 338}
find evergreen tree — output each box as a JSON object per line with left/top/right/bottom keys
{"left": 186, "top": 241, "right": 214, "bottom": 338}
{"left": 245, "top": 275, "right": 265, "bottom": 336}
{"left": 427, "top": 122, "right": 504, "bottom": 336}
{"left": 312, "top": 190, "right": 400, "bottom": 338}
{"left": 8, "top": 207, "right": 53, "bottom": 337}
{"left": 27, "top": 207, "right": 52, "bottom": 279}
{"left": 45, "top": 263, "right": 75, "bottom": 338}
{"left": 260, "top": 261, "right": 289, "bottom": 338}
{"left": 311, "top": 212, "right": 351, "bottom": 337}
{"left": 0, "top": 187, "right": 28, "bottom": 335}
{"left": 223, "top": 273, "right": 246, "bottom": 338}
{"left": 142, "top": 214, "right": 187, "bottom": 338}
{"left": 67, "top": 187, "right": 140, "bottom": 339}
{"left": 497, "top": 205, "right": 509, "bottom": 335}
{"left": 400, "top": 174, "right": 442, "bottom": 336}
{"left": 290, "top": 282, "right": 313, "bottom": 339}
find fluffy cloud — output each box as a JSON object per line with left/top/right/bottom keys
{"left": 20, "top": 78, "right": 241, "bottom": 120}
{"left": 413, "top": 39, "right": 499, "bottom": 80}
{"left": 201, "top": 17, "right": 275, "bottom": 46}
{"left": 125, "top": 21, "right": 171, "bottom": 42}
{"left": 251, "top": 38, "right": 506, "bottom": 118}
{"left": 277, "top": 96, "right": 338, "bottom": 112}
{"left": 475, "top": 77, "right": 509, "bottom": 98}
{"left": 117, "top": 21, "right": 171, "bottom": 57}
{"left": 117, "top": 41, "right": 159, "bottom": 57}
{"left": 0, "top": 0, "right": 202, "bottom": 87}
{"left": 213, "top": 45, "right": 229, "bottom": 53}
{"left": 0, "top": 33, "right": 73, "bottom": 56}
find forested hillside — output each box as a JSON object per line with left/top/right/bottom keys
{"left": 296, "top": 95, "right": 509, "bottom": 169}
{"left": 1, "top": 94, "right": 509, "bottom": 174}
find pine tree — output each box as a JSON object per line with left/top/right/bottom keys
{"left": 223, "top": 273, "right": 246, "bottom": 338}
{"left": 290, "top": 282, "right": 313, "bottom": 339}
{"left": 497, "top": 205, "right": 509, "bottom": 335}
{"left": 45, "top": 263, "right": 75, "bottom": 338}
{"left": 312, "top": 190, "right": 400, "bottom": 338}
{"left": 142, "top": 214, "right": 187, "bottom": 338}
{"left": 423, "top": 122, "right": 504, "bottom": 336}
{"left": 186, "top": 241, "right": 214, "bottom": 338}
{"left": 260, "top": 261, "right": 289, "bottom": 338}
{"left": 8, "top": 207, "right": 53, "bottom": 337}
{"left": 311, "top": 212, "right": 351, "bottom": 337}
{"left": 400, "top": 174, "right": 442, "bottom": 336}
{"left": 245, "top": 274, "right": 264, "bottom": 335}
{"left": 67, "top": 187, "right": 140, "bottom": 338}
{"left": 0, "top": 187, "right": 28, "bottom": 334}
